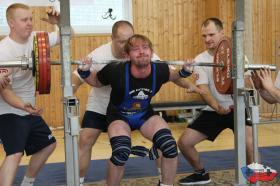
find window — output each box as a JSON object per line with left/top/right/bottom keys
{"left": 0, "top": 0, "right": 133, "bottom": 35}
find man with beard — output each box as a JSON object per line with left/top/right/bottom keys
{"left": 77, "top": 34, "right": 196, "bottom": 186}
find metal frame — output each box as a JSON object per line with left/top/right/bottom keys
{"left": 57, "top": 1, "right": 273, "bottom": 186}
{"left": 233, "top": 0, "right": 247, "bottom": 185}
{"left": 59, "top": 1, "right": 80, "bottom": 186}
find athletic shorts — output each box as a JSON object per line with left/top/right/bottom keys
{"left": 188, "top": 110, "right": 251, "bottom": 141}
{"left": 81, "top": 111, "right": 108, "bottom": 132}
{"left": 0, "top": 114, "right": 56, "bottom": 156}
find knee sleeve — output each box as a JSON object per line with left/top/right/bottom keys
{"left": 131, "top": 145, "right": 149, "bottom": 157}
{"left": 110, "top": 135, "right": 131, "bottom": 166}
{"left": 152, "top": 128, "right": 178, "bottom": 158}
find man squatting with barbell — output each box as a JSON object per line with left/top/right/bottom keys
{"left": 77, "top": 34, "right": 199, "bottom": 186}
{"left": 0, "top": 3, "right": 60, "bottom": 186}
{"left": 72, "top": 20, "right": 206, "bottom": 186}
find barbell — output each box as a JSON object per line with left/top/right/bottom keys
{"left": 0, "top": 32, "right": 277, "bottom": 94}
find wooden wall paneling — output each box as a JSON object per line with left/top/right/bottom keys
{"left": 217, "top": 0, "right": 234, "bottom": 36}
{"left": 162, "top": 0, "right": 169, "bottom": 59}
{"left": 177, "top": 0, "right": 183, "bottom": 60}
{"left": 147, "top": 0, "right": 153, "bottom": 39}
{"left": 175, "top": 0, "right": 184, "bottom": 104}
{"left": 152, "top": 0, "right": 159, "bottom": 54}
{"left": 168, "top": 0, "right": 174, "bottom": 60}
{"left": 205, "top": 0, "right": 219, "bottom": 18}
{"left": 155, "top": 0, "right": 164, "bottom": 57}
{"left": 133, "top": 0, "right": 143, "bottom": 34}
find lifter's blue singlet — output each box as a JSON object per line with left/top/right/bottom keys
{"left": 117, "top": 63, "right": 156, "bottom": 129}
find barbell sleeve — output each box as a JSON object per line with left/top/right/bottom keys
{"left": 156, "top": 60, "right": 225, "bottom": 68}
{"left": 0, "top": 60, "right": 25, "bottom": 68}
{"left": 0, "top": 57, "right": 33, "bottom": 70}
{"left": 244, "top": 64, "right": 276, "bottom": 71}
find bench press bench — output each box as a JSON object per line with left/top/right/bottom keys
{"left": 151, "top": 101, "right": 207, "bottom": 123}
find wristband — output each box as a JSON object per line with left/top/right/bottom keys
{"left": 179, "top": 68, "right": 192, "bottom": 78}
{"left": 77, "top": 68, "right": 91, "bottom": 79}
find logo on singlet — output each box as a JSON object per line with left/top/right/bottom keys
{"left": 133, "top": 91, "right": 148, "bottom": 100}
{"left": 48, "top": 134, "right": 53, "bottom": 140}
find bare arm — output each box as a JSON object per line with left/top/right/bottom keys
{"left": 0, "top": 86, "right": 42, "bottom": 115}
{"left": 83, "top": 70, "right": 104, "bottom": 87}
{"left": 251, "top": 69, "right": 279, "bottom": 104}
{"left": 198, "top": 84, "right": 231, "bottom": 115}
{"left": 0, "top": 74, "right": 10, "bottom": 92}
{"left": 259, "top": 69, "right": 280, "bottom": 103}
{"left": 168, "top": 61, "right": 206, "bottom": 94}
{"left": 169, "top": 68, "right": 182, "bottom": 82}
{"left": 259, "top": 89, "right": 278, "bottom": 104}
{"left": 77, "top": 58, "right": 104, "bottom": 87}
{"left": 171, "top": 78, "right": 206, "bottom": 95}
{"left": 42, "top": 4, "right": 75, "bottom": 44}
{"left": 168, "top": 60, "right": 194, "bottom": 81}
{"left": 72, "top": 70, "right": 84, "bottom": 93}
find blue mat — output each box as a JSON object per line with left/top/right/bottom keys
{"left": 14, "top": 146, "right": 280, "bottom": 186}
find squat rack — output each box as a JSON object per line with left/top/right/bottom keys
{"left": 58, "top": 0, "right": 253, "bottom": 185}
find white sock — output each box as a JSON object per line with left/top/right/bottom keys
{"left": 80, "top": 177, "right": 85, "bottom": 186}
{"left": 160, "top": 184, "right": 173, "bottom": 186}
{"left": 157, "top": 168, "right": 162, "bottom": 181}
{"left": 21, "top": 176, "right": 35, "bottom": 186}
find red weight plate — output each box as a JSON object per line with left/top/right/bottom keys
{"left": 33, "top": 34, "right": 39, "bottom": 92}
{"left": 213, "top": 36, "right": 233, "bottom": 94}
{"left": 36, "top": 32, "right": 51, "bottom": 94}
{"left": 38, "top": 32, "right": 47, "bottom": 94}
{"left": 43, "top": 32, "right": 51, "bottom": 94}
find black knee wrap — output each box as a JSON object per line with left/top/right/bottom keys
{"left": 152, "top": 128, "right": 178, "bottom": 158}
{"left": 110, "top": 135, "right": 131, "bottom": 166}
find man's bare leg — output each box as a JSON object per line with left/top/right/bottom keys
{"left": 106, "top": 121, "right": 131, "bottom": 186}
{"left": 24, "top": 143, "right": 56, "bottom": 178}
{"left": 0, "top": 152, "right": 22, "bottom": 186}
{"left": 140, "top": 115, "right": 177, "bottom": 185}
{"left": 79, "top": 128, "right": 102, "bottom": 177}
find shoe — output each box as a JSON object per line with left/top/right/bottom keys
{"left": 179, "top": 172, "right": 211, "bottom": 185}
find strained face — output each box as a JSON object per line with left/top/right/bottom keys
{"left": 128, "top": 38, "right": 153, "bottom": 68}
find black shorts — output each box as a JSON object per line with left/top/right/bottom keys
{"left": 187, "top": 110, "right": 251, "bottom": 141}
{"left": 0, "top": 114, "right": 56, "bottom": 156}
{"left": 81, "top": 111, "right": 108, "bottom": 132}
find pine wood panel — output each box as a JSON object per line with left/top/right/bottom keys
{"left": 1, "top": 1, "right": 280, "bottom": 127}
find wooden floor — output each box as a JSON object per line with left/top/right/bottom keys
{"left": 1, "top": 122, "right": 280, "bottom": 165}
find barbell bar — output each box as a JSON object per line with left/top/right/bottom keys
{"left": 1, "top": 58, "right": 277, "bottom": 71}
{"left": 0, "top": 58, "right": 225, "bottom": 68}
{"left": 0, "top": 58, "right": 276, "bottom": 71}
{"left": 0, "top": 32, "right": 277, "bottom": 94}
{"left": 244, "top": 64, "right": 276, "bottom": 71}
